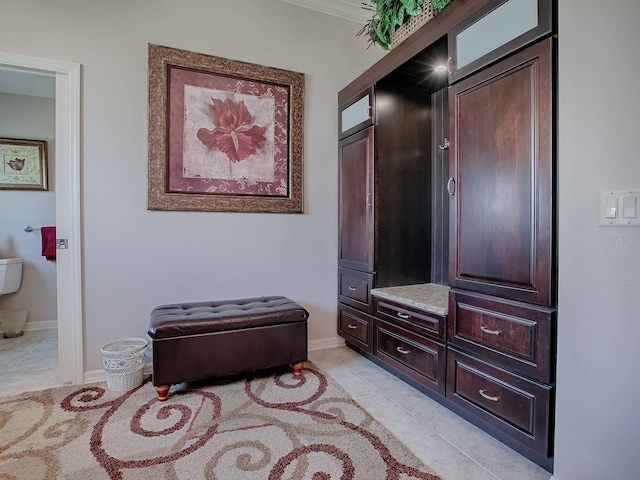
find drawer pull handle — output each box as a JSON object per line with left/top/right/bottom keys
{"left": 479, "top": 389, "right": 500, "bottom": 402}
{"left": 348, "top": 286, "right": 357, "bottom": 291}
{"left": 396, "top": 346, "right": 410, "bottom": 355}
{"left": 397, "top": 312, "right": 410, "bottom": 319}
{"left": 480, "top": 325, "right": 502, "bottom": 335}
{"left": 347, "top": 324, "right": 358, "bottom": 330}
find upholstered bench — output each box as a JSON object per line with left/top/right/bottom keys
{"left": 148, "top": 296, "right": 309, "bottom": 401}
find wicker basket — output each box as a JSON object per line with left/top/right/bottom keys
{"left": 389, "top": 1, "right": 436, "bottom": 49}
{"left": 101, "top": 337, "right": 147, "bottom": 391}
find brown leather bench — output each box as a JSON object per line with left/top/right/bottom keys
{"left": 147, "top": 296, "right": 309, "bottom": 400}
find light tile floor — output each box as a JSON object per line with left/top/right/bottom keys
{"left": 308, "top": 347, "right": 553, "bottom": 480}
{"left": 1, "top": 329, "right": 61, "bottom": 397}
{"left": 2, "top": 332, "right": 552, "bottom": 480}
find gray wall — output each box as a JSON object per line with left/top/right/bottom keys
{"left": 1, "top": 0, "right": 639, "bottom": 477}
{"left": 0, "top": 0, "right": 384, "bottom": 365}
{"left": 555, "top": 0, "right": 640, "bottom": 478}
{"left": 0, "top": 92, "right": 57, "bottom": 324}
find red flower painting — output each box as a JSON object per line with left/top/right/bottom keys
{"left": 196, "top": 98, "right": 267, "bottom": 163}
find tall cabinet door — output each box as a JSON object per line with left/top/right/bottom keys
{"left": 448, "top": 37, "right": 553, "bottom": 306}
{"left": 339, "top": 127, "right": 374, "bottom": 272}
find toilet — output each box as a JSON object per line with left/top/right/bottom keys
{"left": 0, "top": 258, "right": 26, "bottom": 338}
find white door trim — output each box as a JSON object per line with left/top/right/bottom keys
{"left": 0, "top": 51, "right": 83, "bottom": 385}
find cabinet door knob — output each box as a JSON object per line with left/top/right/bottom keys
{"left": 439, "top": 137, "right": 450, "bottom": 150}
{"left": 396, "top": 312, "right": 410, "bottom": 319}
{"left": 396, "top": 346, "right": 410, "bottom": 355}
{"left": 348, "top": 286, "right": 357, "bottom": 291}
{"left": 479, "top": 389, "right": 500, "bottom": 402}
{"left": 480, "top": 325, "right": 502, "bottom": 335}
{"left": 447, "top": 177, "right": 456, "bottom": 196}
{"left": 347, "top": 324, "right": 358, "bottom": 330}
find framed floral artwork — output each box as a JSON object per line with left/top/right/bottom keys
{"left": 147, "top": 44, "right": 305, "bottom": 213}
{"left": 0, "top": 138, "right": 48, "bottom": 191}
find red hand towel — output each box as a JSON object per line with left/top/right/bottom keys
{"left": 41, "top": 226, "right": 56, "bottom": 261}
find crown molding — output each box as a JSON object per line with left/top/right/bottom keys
{"left": 280, "top": 0, "right": 370, "bottom": 24}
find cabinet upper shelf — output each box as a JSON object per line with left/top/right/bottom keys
{"left": 339, "top": 0, "right": 553, "bottom": 103}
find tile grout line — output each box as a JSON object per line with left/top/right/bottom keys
{"left": 339, "top": 358, "right": 502, "bottom": 480}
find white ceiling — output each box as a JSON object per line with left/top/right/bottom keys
{"left": 0, "top": 66, "right": 55, "bottom": 99}
{"left": 280, "top": 0, "right": 371, "bottom": 24}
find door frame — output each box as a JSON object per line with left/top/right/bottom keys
{"left": 0, "top": 51, "right": 83, "bottom": 385}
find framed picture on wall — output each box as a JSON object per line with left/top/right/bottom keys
{"left": 147, "top": 44, "right": 305, "bottom": 213}
{"left": 0, "top": 138, "right": 48, "bottom": 191}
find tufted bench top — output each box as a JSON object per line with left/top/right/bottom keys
{"left": 148, "top": 296, "right": 309, "bottom": 340}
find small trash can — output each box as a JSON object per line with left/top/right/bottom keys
{"left": 0, "top": 308, "right": 27, "bottom": 338}
{"left": 100, "top": 337, "right": 147, "bottom": 391}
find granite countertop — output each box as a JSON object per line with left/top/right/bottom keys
{"left": 370, "top": 283, "right": 450, "bottom": 316}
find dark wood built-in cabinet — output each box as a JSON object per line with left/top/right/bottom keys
{"left": 338, "top": 303, "right": 373, "bottom": 353}
{"left": 374, "top": 294, "right": 447, "bottom": 395}
{"left": 338, "top": 82, "right": 436, "bottom": 285}
{"left": 338, "top": 127, "right": 374, "bottom": 274}
{"left": 376, "top": 316, "right": 446, "bottom": 395}
{"left": 448, "top": 290, "right": 555, "bottom": 384}
{"left": 337, "top": 0, "right": 557, "bottom": 472}
{"left": 446, "top": 349, "right": 553, "bottom": 455}
{"left": 448, "top": 37, "right": 554, "bottom": 306}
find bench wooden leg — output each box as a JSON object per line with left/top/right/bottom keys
{"left": 292, "top": 362, "right": 304, "bottom": 376}
{"left": 155, "top": 385, "right": 170, "bottom": 401}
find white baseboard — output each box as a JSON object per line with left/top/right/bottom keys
{"left": 82, "top": 369, "right": 104, "bottom": 384}
{"left": 0, "top": 319, "right": 57, "bottom": 334}
{"left": 308, "top": 336, "right": 345, "bottom": 351}
{"left": 84, "top": 363, "right": 153, "bottom": 385}
{"left": 83, "top": 338, "right": 346, "bottom": 384}
{"left": 25, "top": 320, "right": 58, "bottom": 331}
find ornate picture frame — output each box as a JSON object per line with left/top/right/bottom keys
{"left": 147, "top": 44, "right": 304, "bottom": 213}
{"left": 0, "top": 138, "right": 48, "bottom": 191}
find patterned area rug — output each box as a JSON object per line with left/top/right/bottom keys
{"left": 0, "top": 363, "right": 441, "bottom": 479}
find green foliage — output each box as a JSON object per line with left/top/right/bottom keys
{"left": 431, "top": 0, "right": 453, "bottom": 13}
{"left": 358, "top": 0, "right": 454, "bottom": 50}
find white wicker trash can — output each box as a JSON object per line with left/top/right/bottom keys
{"left": 101, "top": 337, "right": 147, "bottom": 391}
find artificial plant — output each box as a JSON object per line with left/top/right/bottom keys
{"left": 431, "top": 0, "right": 453, "bottom": 14}
{"left": 359, "top": 0, "right": 454, "bottom": 50}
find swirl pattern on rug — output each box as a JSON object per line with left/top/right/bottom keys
{"left": 0, "top": 364, "right": 441, "bottom": 479}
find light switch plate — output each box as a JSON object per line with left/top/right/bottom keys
{"left": 600, "top": 190, "right": 640, "bottom": 226}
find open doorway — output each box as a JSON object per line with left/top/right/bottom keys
{"left": 0, "top": 51, "right": 83, "bottom": 386}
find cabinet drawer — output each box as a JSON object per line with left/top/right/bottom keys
{"left": 338, "top": 303, "right": 373, "bottom": 353}
{"left": 449, "top": 290, "right": 555, "bottom": 383}
{"left": 374, "top": 297, "right": 445, "bottom": 340}
{"left": 339, "top": 269, "right": 374, "bottom": 312}
{"left": 447, "top": 349, "right": 552, "bottom": 456}
{"left": 375, "top": 319, "right": 445, "bottom": 395}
